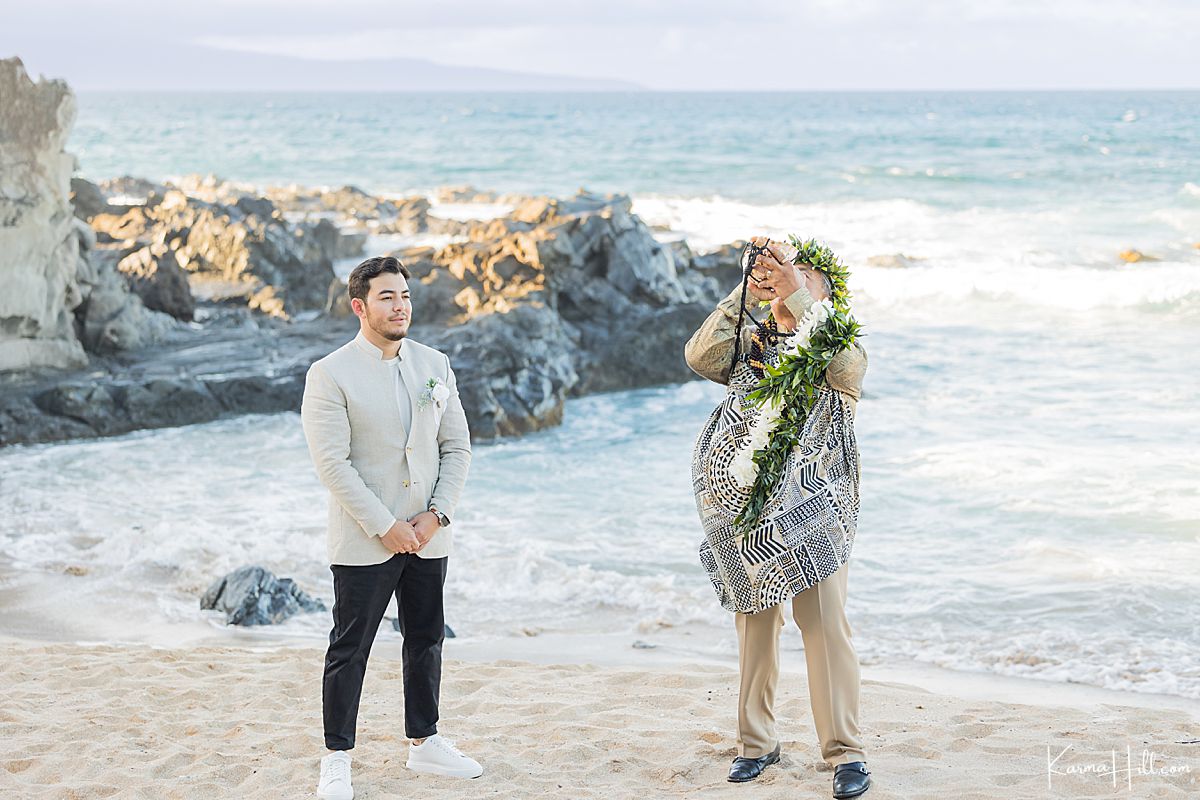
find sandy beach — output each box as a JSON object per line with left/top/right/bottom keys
{"left": 3, "top": 42, "right": 1200, "bottom": 800}
{"left": 2, "top": 634, "right": 1197, "bottom": 799}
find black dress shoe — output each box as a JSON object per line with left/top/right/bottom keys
{"left": 727, "top": 744, "right": 781, "bottom": 783}
{"left": 832, "top": 761, "right": 871, "bottom": 798}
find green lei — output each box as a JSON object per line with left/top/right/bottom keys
{"left": 733, "top": 235, "right": 863, "bottom": 535}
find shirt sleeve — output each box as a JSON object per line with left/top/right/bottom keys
{"left": 686, "top": 282, "right": 868, "bottom": 401}
{"left": 825, "top": 341, "right": 868, "bottom": 402}
{"left": 300, "top": 362, "right": 396, "bottom": 537}
{"left": 427, "top": 354, "right": 472, "bottom": 523}
{"left": 780, "top": 284, "right": 817, "bottom": 321}
{"left": 781, "top": 285, "right": 868, "bottom": 402}
{"left": 683, "top": 284, "right": 761, "bottom": 385}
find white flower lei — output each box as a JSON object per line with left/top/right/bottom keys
{"left": 729, "top": 297, "right": 835, "bottom": 489}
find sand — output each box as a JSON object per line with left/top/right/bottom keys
{"left": 1, "top": 639, "right": 1197, "bottom": 799}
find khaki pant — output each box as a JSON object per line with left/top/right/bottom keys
{"left": 734, "top": 560, "right": 866, "bottom": 765}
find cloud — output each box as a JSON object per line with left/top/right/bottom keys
{"left": 196, "top": 26, "right": 550, "bottom": 65}
{"left": 4, "top": 0, "right": 1197, "bottom": 90}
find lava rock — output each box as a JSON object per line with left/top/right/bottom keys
{"left": 200, "top": 565, "right": 326, "bottom": 626}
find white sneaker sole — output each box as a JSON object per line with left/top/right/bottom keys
{"left": 316, "top": 786, "right": 353, "bottom": 800}
{"left": 406, "top": 760, "right": 484, "bottom": 779}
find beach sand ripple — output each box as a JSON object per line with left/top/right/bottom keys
{"left": 1, "top": 642, "right": 1197, "bottom": 799}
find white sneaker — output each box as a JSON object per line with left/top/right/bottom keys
{"left": 406, "top": 734, "right": 484, "bottom": 778}
{"left": 317, "top": 750, "right": 354, "bottom": 799}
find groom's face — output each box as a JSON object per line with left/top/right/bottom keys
{"left": 356, "top": 272, "right": 412, "bottom": 341}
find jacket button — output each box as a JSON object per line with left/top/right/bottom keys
{"left": 403, "top": 480, "right": 410, "bottom": 487}
{"left": 406, "top": 446, "right": 412, "bottom": 453}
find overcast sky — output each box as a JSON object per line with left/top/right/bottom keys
{"left": 5, "top": 0, "right": 1198, "bottom": 91}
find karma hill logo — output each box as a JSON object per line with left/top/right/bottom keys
{"left": 1047, "top": 743, "right": 1195, "bottom": 791}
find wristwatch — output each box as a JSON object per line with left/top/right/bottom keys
{"left": 428, "top": 505, "right": 450, "bottom": 527}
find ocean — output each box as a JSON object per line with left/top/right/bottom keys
{"left": 2, "top": 90, "right": 1197, "bottom": 699}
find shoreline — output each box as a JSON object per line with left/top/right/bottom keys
{"left": 3, "top": 560, "right": 1199, "bottom": 718}
{"left": 4, "top": 624, "right": 1198, "bottom": 718}
{"left": 2, "top": 634, "right": 1197, "bottom": 798}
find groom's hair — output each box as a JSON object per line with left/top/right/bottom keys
{"left": 348, "top": 256, "right": 410, "bottom": 303}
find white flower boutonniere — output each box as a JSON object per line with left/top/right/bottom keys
{"left": 418, "top": 377, "right": 451, "bottom": 412}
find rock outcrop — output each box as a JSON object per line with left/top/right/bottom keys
{"left": 2, "top": 62, "right": 747, "bottom": 446}
{"left": 200, "top": 565, "right": 326, "bottom": 626}
{"left": 866, "top": 253, "right": 924, "bottom": 269}
{"left": 73, "top": 229, "right": 178, "bottom": 354}
{"left": 0, "top": 58, "right": 89, "bottom": 371}
{"left": 262, "top": 183, "right": 435, "bottom": 238}
{"left": 0, "top": 309, "right": 344, "bottom": 446}
{"left": 2, "top": 167, "right": 740, "bottom": 445}
{"left": 439, "top": 303, "right": 581, "bottom": 438}
{"left": 87, "top": 188, "right": 344, "bottom": 319}
{"left": 385, "top": 190, "right": 726, "bottom": 435}
{"left": 0, "top": 57, "right": 176, "bottom": 373}
{"left": 1118, "top": 249, "right": 1160, "bottom": 263}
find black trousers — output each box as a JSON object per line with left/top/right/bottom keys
{"left": 323, "top": 552, "right": 448, "bottom": 750}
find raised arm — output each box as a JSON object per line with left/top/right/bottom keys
{"left": 683, "top": 284, "right": 760, "bottom": 385}
{"left": 780, "top": 285, "right": 867, "bottom": 402}
{"left": 427, "top": 354, "right": 472, "bottom": 523}
{"left": 825, "top": 341, "right": 867, "bottom": 402}
{"left": 300, "top": 362, "right": 395, "bottom": 538}
{"left": 685, "top": 276, "right": 867, "bottom": 400}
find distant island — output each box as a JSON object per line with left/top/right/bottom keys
{"left": 10, "top": 42, "right": 644, "bottom": 92}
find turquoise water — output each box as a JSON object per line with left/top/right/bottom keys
{"left": 75, "top": 90, "right": 1200, "bottom": 294}
{"left": 3, "top": 90, "right": 1196, "bottom": 698}
{"left": 76, "top": 91, "right": 1199, "bottom": 210}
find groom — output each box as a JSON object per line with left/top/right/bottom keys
{"left": 301, "top": 255, "right": 478, "bottom": 800}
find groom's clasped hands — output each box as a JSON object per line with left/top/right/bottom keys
{"left": 380, "top": 512, "right": 440, "bottom": 554}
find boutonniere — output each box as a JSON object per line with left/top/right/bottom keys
{"left": 417, "top": 377, "right": 450, "bottom": 411}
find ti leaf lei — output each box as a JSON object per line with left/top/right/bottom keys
{"left": 732, "top": 235, "right": 863, "bottom": 536}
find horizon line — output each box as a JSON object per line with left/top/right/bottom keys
{"left": 72, "top": 86, "right": 1200, "bottom": 94}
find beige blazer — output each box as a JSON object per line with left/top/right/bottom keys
{"left": 301, "top": 331, "right": 472, "bottom": 565}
